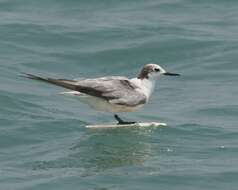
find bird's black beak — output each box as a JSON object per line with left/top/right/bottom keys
{"left": 163, "top": 72, "right": 180, "bottom": 76}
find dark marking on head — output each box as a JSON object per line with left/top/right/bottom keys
{"left": 137, "top": 64, "right": 155, "bottom": 79}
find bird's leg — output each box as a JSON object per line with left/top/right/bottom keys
{"left": 114, "top": 114, "right": 136, "bottom": 125}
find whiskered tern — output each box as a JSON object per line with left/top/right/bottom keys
{"left": 23, "top": 64, "right": 180, "bottom": 124}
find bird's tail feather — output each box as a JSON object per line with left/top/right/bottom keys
{"left": 21, "top": 73, "right": 78, "bottom": 91}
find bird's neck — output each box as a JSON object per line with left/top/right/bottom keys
{"left": 141, "top": 78, "right": 156, "bottom": 98}
{"left": 131, "top": 77, "right": 156, "bottom": 99}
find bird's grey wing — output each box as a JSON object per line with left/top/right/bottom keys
{"left": 23, "top": 74, "right": 146, "bottom": 106}
{"left": 77, "top": 78, "right": 147, "bottom": 106}
{"left": 23, "top": 73, "right": 129, "bottom": 96}
{"left": 108, "top": 91, "right": 147, "bottom": 107}
{"left": 23, "top": 73, "right": 116, "bottom": 98}
{"left": 73, "top": 76, "right": 128, "bottom": 81}
{"left": 23, "top": 73, "right": 79, "bottom": 90}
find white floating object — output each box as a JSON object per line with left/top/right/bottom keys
{"left": 85, "top": 122, "right": 167, "bottom": 129}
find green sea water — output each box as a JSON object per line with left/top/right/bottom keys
{"left": 1, "top": 0, "right": 238, "bottom": 189}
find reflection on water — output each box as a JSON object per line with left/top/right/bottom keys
{"left": 30, "top": 127, "right": 156, "bottom": 175}
{"left": 73, "top": 128, "right": 154, "bottom": 171}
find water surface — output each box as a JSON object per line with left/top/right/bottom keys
{"left": 1, "top": 0, "right": 238, "bottom": 189}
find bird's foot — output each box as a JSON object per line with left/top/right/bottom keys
{"left": 114, "top": 114, "right": 136, "bottom": 125}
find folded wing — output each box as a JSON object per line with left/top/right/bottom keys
{"left": 23, "top": 74, "right": 146, "bottom": 107}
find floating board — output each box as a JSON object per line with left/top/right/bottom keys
{"left": 85, "top": 122, "right": 167, "bottom": 129}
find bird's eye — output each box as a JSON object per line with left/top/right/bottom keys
{"left": 154, "top": 68, "right": 160, "bottom": 72}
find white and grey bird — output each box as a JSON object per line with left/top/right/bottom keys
{"left": 23, "top": 64, "right": 180, "bottom": 124}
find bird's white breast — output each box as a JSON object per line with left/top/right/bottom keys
{"left": 129, "top": 78, "right": 156, "bottom": 101}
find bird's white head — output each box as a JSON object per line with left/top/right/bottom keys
{"left": 137, "top": 63, "right": 180, "bottom": 81}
